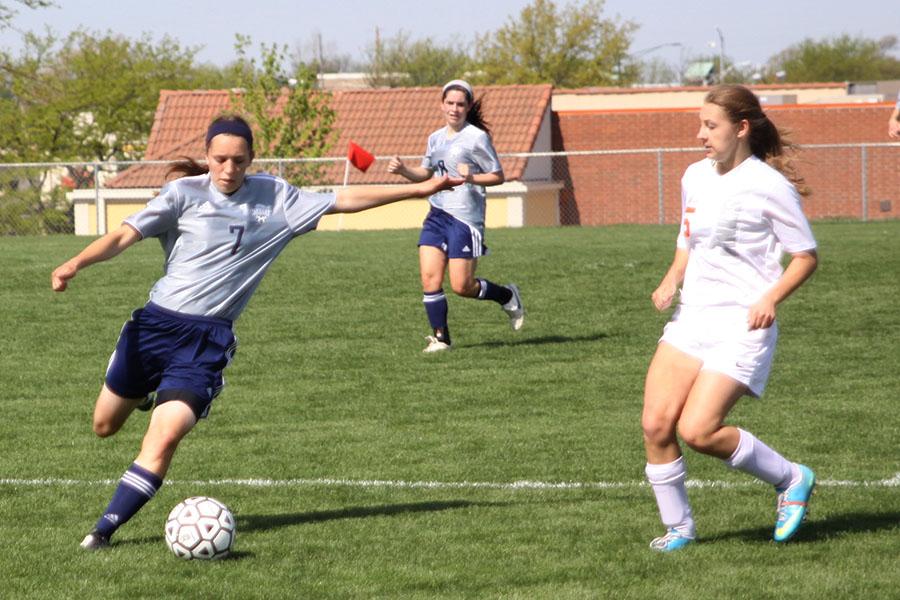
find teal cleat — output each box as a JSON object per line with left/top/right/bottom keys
{"left": 774, "top": 464, "right": 816, "bottom": 542}
{"left": 650, "top": 528, "right": 695, "bottom": 552}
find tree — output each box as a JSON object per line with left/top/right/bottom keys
{"left": 230, "top": 37, "right": 336, "bottom": 186}
{"left": 473, "top": 0, "right": 637, "bottom": 87}
{"left": 768, "top": 34, "right": 900, "bottom": 83}
{"left": 0, "top": 29, "right": 227, "bottom": 163}
{"left": 291, "top": 31, "right": 361, "bottom": 74}
{"left": 0, "top": 0, "right": 52, "bottom": 29}
{"left": 366, "top": 29, "right": 471, "bottom": 87}
{"left": 0, "top": 29, "right": 228, "bottom": 233}
{"left": 636, "top": 57, "right": 680, "bottom": 86}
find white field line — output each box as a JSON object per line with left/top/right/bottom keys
{"left": 1, "top": 474, "right": 898, "bottom": 490}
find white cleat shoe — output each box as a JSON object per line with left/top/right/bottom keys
{"left": 502, "top": 284, "right": 525, "bottom": 331}
{"left": 80, "top": 529, "right": 110, "bottom": 550}
{"left": 422, "top": 335, "right": 451, "bottom": 353}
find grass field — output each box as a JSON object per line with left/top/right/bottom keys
{"left": 1, "top": 221, "right": 898, "bottom": 599}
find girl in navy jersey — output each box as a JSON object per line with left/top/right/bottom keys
{"left": 388, "top": 79, "right": 524, "bottom": 352}
{"left": 51, "top": 115, "right": 461, "bottom": 550}
{"left": 641, "top": 85, "right": 819, "bottom": 551}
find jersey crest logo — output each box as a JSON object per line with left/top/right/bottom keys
{"left": 252, "top": 205, "right": 272, "bottom": 224}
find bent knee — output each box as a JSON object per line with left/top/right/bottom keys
{"left": 450, "top": 280, "right": 478, "bottom": 297}
{"left": 641, "top": 414, "right": 676, "bottom": 447}
{"left": 677, "top": 421, "right": 718, "bottom": 453}
{"left": 92, "top": 419, "right": 119, "bottom": 438}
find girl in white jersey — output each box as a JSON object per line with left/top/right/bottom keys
{"left": 641, "top": 85, "right": 819, "bottom": 551}
{"left": 51, "top": 115, "right": 461, "bottom": 550}
{"left": 388, "top": 80, "right": 524, "bottom": 352}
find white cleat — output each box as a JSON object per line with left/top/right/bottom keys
{"left": 80, "top": 530, "right": 109, "bottom": 550}
{"left": 502, "top": 284, "right": 525, "bottom": 331}
{"left": 422, "top": 335, "right": 451, "bottom": 353}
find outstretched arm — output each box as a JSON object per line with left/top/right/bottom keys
{"left": 51, "top": 224, "right": 143, "bottom": 291}
{"left": 747, "top": 250, "right": 818, "bottom": 330}
{"left": 651, "top": 248, "right": 689, "bottom": 311}
{"left": 329, "top": 175, "right": 463, "bottom": 214}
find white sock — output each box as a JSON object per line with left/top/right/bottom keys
{"left": 724, "top": 428, "right": 799, "bottom": 489}
{"left": 645, "top": 456, "right": 695, "bottom": 537}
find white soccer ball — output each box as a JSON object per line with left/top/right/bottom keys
{"left": 164, "top": 496, "right": 235, "bottom": 560}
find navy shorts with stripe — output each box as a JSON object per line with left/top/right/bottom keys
{"left": 105, "top": 302, "right": 237, "bottom": 418}
{"left": 418, "top": 207, "right": 487, "bottom": 259}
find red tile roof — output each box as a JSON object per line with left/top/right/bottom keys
{"left": 109, "top": 85, "right": 552, "bottom": 188}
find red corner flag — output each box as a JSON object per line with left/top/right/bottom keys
{"left": 347, "top": 141, "right": 375, "bottom": 172}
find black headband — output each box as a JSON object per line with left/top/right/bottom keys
{"left": 205, "top": 120, "right": 254, "bottom": 148}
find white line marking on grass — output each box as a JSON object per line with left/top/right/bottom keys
{"left": 1, "top": 474, "right": 899, "bottom": 490}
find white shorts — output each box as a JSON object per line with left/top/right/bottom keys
{"left": 659, "top": 305, "right": 778, "bottom": 397}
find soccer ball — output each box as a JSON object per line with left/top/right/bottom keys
{"left": 164, "top": 496, "right": 235, "bottom": 560}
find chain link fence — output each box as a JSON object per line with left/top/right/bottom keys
{"left": 1, "top": 144, "right": 898, "bottom": 235}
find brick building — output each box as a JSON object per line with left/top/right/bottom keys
{"left": 553, "top": 85, "right": 898, "bottom": 225}
{"left": 71, "top": 83, "right": 899, "bottom": 233}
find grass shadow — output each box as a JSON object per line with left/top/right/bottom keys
{"left": 109, "top": 500, "right": 507, "bottom": 551}
{"left": 237, "top": 499, "right": 510, "bottom": 533}
{"left": 465, "top": 332, "right": 609, "bottom": 349}
{"left": 705, "top": 510, "right": 900, "bottom": 545}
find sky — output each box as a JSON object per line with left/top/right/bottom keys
{"left": 0, "top": 0, "right": 896, "bottom": 73}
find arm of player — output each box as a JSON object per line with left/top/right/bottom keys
{"left": 329, "top": 175, "right": 464, "bottom": 214}
{"left": 51, "top": 223, "right": 143, "bottom": 292}
{"left": 457, "top": 163, "right": 505, "bottom": 187}
{"left": 747, "top": 250, "right": 818, "bottom": 330}
{"left": 651, "top": 248, "right": 689, "bottom": 311}
{"left": 889, "top": 106, "right": 900, "bottom": 139}
{"left": 387, "top": 156, "right": 434, "bottom": 183}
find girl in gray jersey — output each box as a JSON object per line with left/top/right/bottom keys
{"left": 52, "top": 115, "right": 460, "bottom": 550}
{"left": 389, "top": 80, "right": 524, "bottom": 352}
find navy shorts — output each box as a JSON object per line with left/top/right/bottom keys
{"left": 105, "top": 302, "right": 237, "bottom": 419}
{"left": 418, "top": 207, "right": 487, "bottom": 259}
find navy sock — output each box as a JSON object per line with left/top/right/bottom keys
{"left": 94, "top": 462, "right": 163, "bottom": 538}
{"left": 477, "top": 279, "right": 513, "bottom": 305}
{"left": 423, "top": 289, "right": 450, "bottom": 344}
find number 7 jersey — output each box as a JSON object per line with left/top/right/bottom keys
{"left": 124, "top": 173, "right": 336, "bottom": 321}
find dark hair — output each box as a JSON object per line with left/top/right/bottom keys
{"left": 704, "top": 85, "right": 809, "bottom": 195}
{"left": 443, "top": 85, "right": 492, "bottom": 137}
{"left": 167, "top": 114, "right": 254, "bottom": 180}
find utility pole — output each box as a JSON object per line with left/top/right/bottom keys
{"left": 715, "top": 26, "right": 725, "bottom": 83}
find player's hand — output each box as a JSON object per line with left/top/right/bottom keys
{"left": 747, "top": 296, "right": 776, "bottom": 330}
{"left": 51, "top": 261, "right": 78, "bottom": 292}
{"left": 420, "top": 175, "right": 464, "bottom": 196}
{"left": 889, "top": 119, "right": 900, "bottom": 139}
{"left": 457, "top": 162, "right": 472, "bottom": 182}
{"left": 387, "top": 156, "right": 405, "bottom": 175}
{"left": 651, "top": 280, "right": 677, "bottom": 311}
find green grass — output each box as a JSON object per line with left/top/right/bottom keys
{"left": 1, "top": 222, "right": 898, "bottom": 599}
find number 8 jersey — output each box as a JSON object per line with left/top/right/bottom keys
{"left": 124, "top": 173, "right": 336, "bottom": 321}
{"left": 421, "top": 123, "right": 502, "bottom": 230}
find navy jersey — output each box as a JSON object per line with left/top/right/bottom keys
{"left": 124, "top": 173, "right": 335, "bottom": 321}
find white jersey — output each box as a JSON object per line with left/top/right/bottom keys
{"left": 421, "top": 123, "right": 502, "bottom": 228}
{"left": 676, "top": 156, "right": 816, "bottom": 309}
{"left": 124, "top": 173, "right": 336, "bottom": 321}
